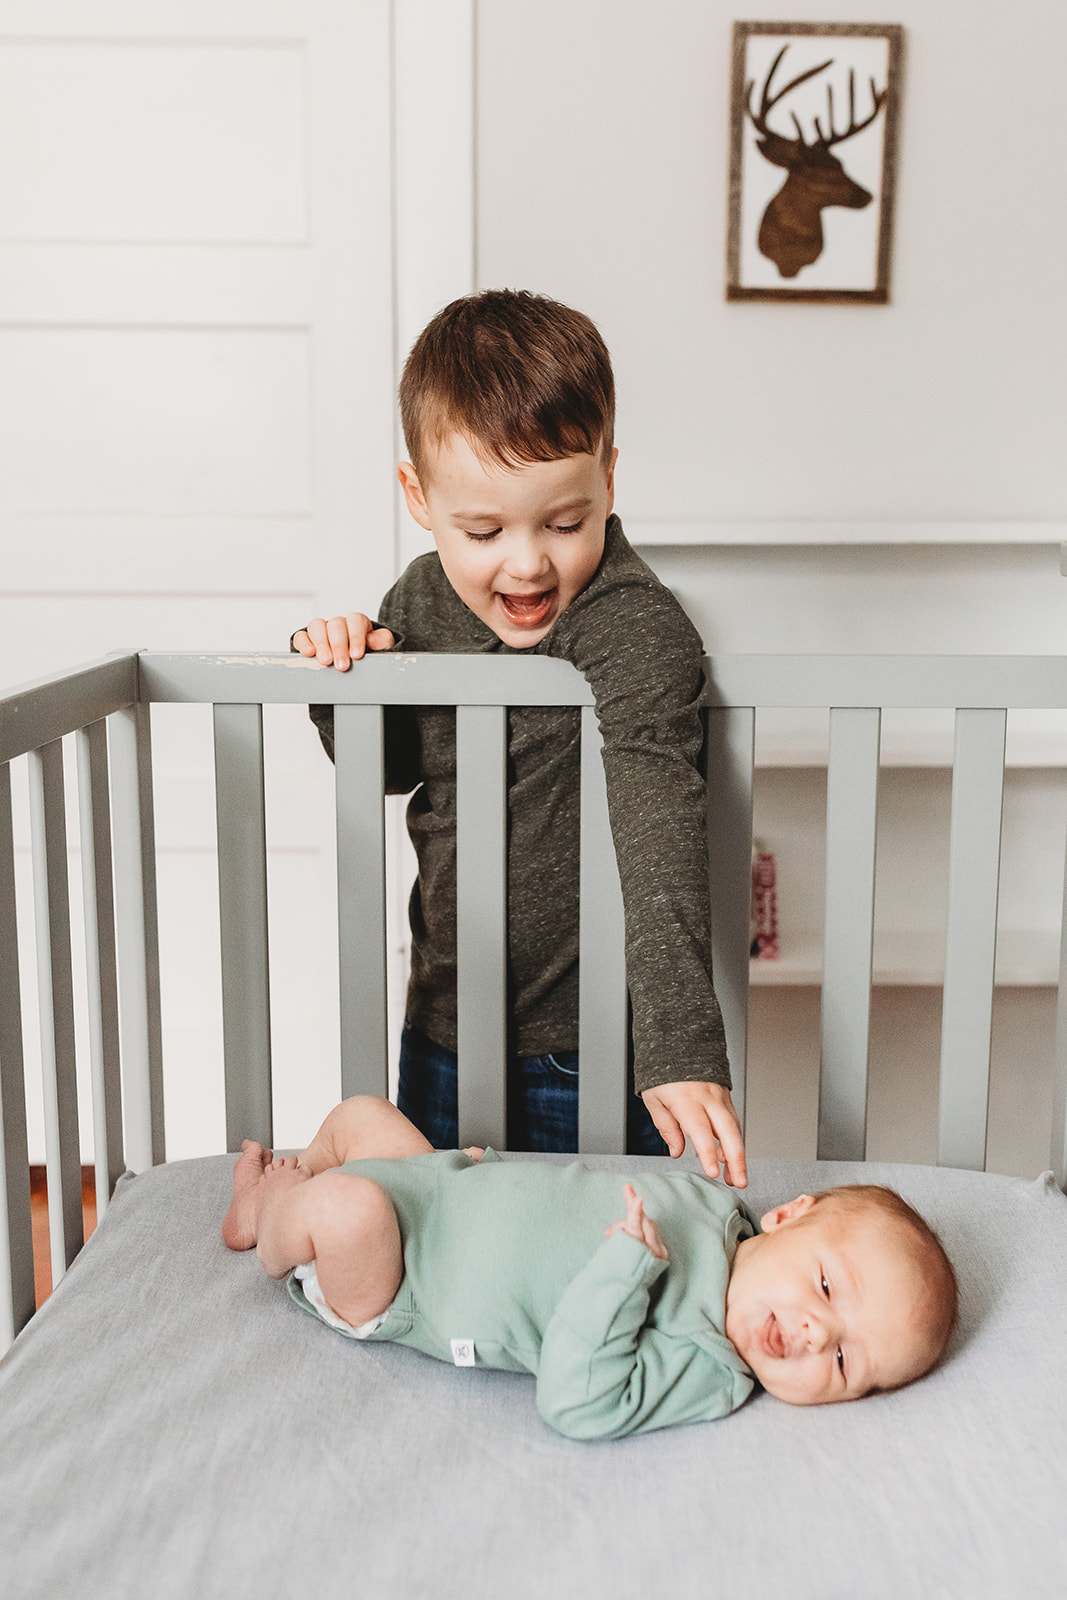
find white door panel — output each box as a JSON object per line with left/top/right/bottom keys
{"left": 0, "top": 41, "right": 307, "bottom": 242}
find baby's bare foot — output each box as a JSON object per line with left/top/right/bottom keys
{"left": 222, "top": 1140, "right": 272, "bottom": 1251}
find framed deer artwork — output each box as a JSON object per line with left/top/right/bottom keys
{"left": 726, "top": 22, "right": 903, "bottom": 302}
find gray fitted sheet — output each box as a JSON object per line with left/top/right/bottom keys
{"left": 1, "top": 1151, "right": 1065, "bottom": 1600}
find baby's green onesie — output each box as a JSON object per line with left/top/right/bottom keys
{"left": 287, "top": 1150, "right": 757, "bottom": 1440}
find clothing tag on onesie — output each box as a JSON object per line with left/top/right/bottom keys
{"left": 450, "top": 1338, "right": 476, "bottom": 1367}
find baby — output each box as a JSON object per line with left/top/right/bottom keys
{"left": 223, "top": 1096, "right": 957, "bottom": 1441}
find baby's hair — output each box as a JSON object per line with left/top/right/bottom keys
{"left": 399, "top": 288, "right": 615, "bottom": 482}
{"left": 814, "top": 1183, "right": 959, "bottom": 1383}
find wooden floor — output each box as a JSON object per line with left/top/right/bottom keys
{"left": 30, "top": 1168, "right": 98, "bottom": 1308}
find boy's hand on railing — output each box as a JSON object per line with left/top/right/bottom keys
{"left": 641, "top": 1082, "right": 748, "bottom": 1188}
{"left": 292, "top": 614, "right": 395, "bottom": 672}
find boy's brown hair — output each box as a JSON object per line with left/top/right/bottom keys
{"left": 399, "top": 288, "right": 615, "bottom": 481}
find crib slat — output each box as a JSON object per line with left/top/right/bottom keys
{"left": 0, "top": 763, "right": 34, "bottom": 1350}
{"left": 110, "top": 704, "right": 165, "bottom": 1170}
{"left": 213, "top": 704, "right": 273, "bottom": 1152}
{"left": 28, "top": 741, "right": 83, "bottom": 1283}
{"left": 334, "top": 705, "right": 388, "bottom": 1097}
{"left": 76, "top": 722, "right": 124, "bottom": 1215}
{"left": 456, "top": 705, "right": 507, "bottom": 1149}
{"left": 577, "top": 708, "right": 627, "bottom": 1154}
{"left": 818, "top": 708, "right": 881, "bottom": 1161}
{"left": 938, "top": 708, "right": 1006, "bottom": 1170}
{"left": 1053, "top": 806, "right": 1067, "bottom": 1191}
{"left": 705, "top": 706, "right": 755, "bottom": 1125}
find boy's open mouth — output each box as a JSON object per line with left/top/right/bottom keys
{"left": 497, "top": 589, "right": 557, "bottom": 630}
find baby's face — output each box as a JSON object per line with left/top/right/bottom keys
{"left": 397, "top": 433, "right": 614, "bottom": 649}
{"left": 725, "top": 1194, "right": 935, "bottom": 1406}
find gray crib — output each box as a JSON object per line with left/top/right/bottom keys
{"left": 1, "top": 649, "right": 1066, "bottom": 1600}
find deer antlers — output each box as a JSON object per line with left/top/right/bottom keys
{"left": 747, "top": 44, "right": 886, "bottom": 154}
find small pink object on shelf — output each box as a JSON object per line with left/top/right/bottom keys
{"left": 751, "top": 849, "right": 779, "bottom": 960}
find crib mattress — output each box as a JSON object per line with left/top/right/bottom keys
{"left": 1, "top": 1150, "right": 1065, "bottom": 1600}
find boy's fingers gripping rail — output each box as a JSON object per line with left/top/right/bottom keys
{"left": 292, "top": 615, "right": 395, "bottom": 671}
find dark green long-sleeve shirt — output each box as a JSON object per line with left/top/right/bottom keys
{"left": 310, "top": 516, "right": 729, "bottom": 1095}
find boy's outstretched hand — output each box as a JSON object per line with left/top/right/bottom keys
{"left": 641, "top": 1081, "right": 748, "bottom": 1188}
{"left": 293, "top": 614, "right": 395, "bottom": 671}
{"left": 605, "top": 1182, "right": 668, "bottom": 1260}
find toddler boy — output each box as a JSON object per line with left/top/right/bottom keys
{"left": 292, "top": 289, "right": 744, "bottom": 1182}
{"left": 223, "top": 1096, "right": 958, "bottom": 1442}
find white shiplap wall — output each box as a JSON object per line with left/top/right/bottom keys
{"left": 1, "top": 1, "right": 476, "bottom": 1158}
{"left": 0, "top": 2, "right": 398, "bottom": 638}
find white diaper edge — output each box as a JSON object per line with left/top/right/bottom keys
{"left": 293, "top": 1261, "right": 389, "bottom": 1339}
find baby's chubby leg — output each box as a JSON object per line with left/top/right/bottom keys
{"left": 299, "top": 1094, "right": 434, "bottom": 1174}
{"left": 223, "top": 1145, "right": 402, "bottom": 1328}
{"left": 256, "top": 1168, "right": 403, "bottom": 1330}
{"left": 221, "top": 1099, "right": 416, "bottom": 1245}
{"left": 223, "top": 1096, "right": 427, "bottom": 1324}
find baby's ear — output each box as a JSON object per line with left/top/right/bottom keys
{"left": 760, "top": 1193, "right": 816, "bottom": 1231}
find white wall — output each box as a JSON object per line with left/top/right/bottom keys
{"left": 478, "top": 0, "right": 1067, "bottom": 535}
{"left": 0, "top": 2, "right": 397, "bottom": 691}
{"left": 5, "top": 1, "right": 1064, "bottom": 679}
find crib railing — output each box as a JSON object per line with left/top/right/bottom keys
{"left": 2, "top": 649, "right": 1067, "bottom": 1352}
{"left": 704, "top": 654, "right": 1067, "bottom": 1175}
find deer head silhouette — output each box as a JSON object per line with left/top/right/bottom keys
{"left": 746, "top": 46, "right": 887, "bottom": 280}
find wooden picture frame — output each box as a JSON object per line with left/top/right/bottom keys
{"left": 726, "top": 22, "right": 903, "bottom": 303}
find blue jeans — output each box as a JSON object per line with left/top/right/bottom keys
{"left": 397, "top": 1025, "right": 667, "bottom": 1156}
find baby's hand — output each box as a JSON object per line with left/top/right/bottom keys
{"left": 292, "top": 614, "right": 395, "bottom": 672}
{"left": 605, "top": 1182, "right": 668, "bottom": 1261}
